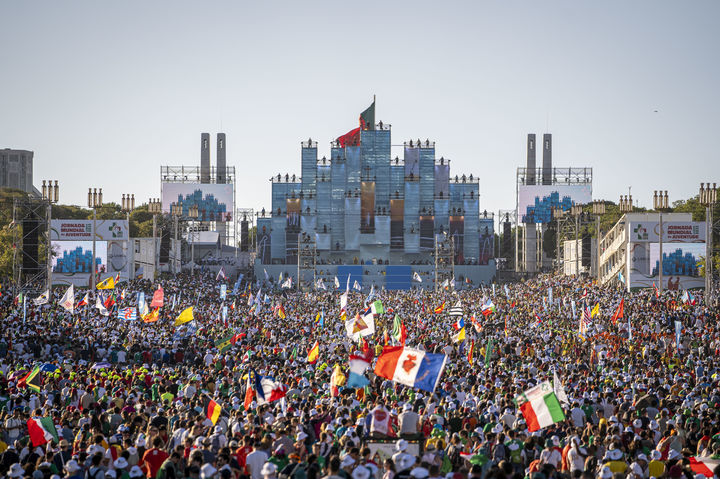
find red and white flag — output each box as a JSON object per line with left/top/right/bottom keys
{"left": 77, "top": 292, "right": 89, "bottom": 308}
{"left": 150, "top": 286, "right": 164, "bottom": 308}
{"left": 689, "top": 457, "right": 720, "bottom": 478}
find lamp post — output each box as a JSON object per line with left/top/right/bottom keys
{"left": 171, "top": 202, "right": 183, "bottom": 275}
{"left": 571, "top": 204, "right": 583, "bottom": 276}
{"left": 653, "top": 190, "right": 669, "bottom": 292}
{"left": 148, "top": 198, "right": 162, "bottom": 279}
{"left": 42, "top": 180, "right": 59, "bottom": 292}
{"left": 619, "top": 195, "right": 634, "bottom": 213}
{"left": 121, "top": 194, "right": 135, "bottom": 280}
{"left": 87, "top": 187, "right": 103, "bottom": 292}
{"left": 700, "top": 183, "right": 717, "bottom": 305}
{"left": 592, "top": 200, "right": 606, "bottom": 278}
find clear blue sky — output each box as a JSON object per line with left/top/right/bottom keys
{"left": 2, "top": 1, "right": 719, "bottom": 221}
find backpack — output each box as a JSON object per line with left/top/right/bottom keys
{"left": 279, "top": 462, "right": 307, "bottom": 479}
{"left": 86, "top": 467, "right": 102, "bottom": 479}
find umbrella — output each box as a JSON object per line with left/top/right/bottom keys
{"left": 8, "top": 370, "right": 27, "bottom": 381}
{"left": 92, "top": 362, "right": 112, "bottom": 369}
{"left": 40, "top": 363, "right": 58, "bottom": 372}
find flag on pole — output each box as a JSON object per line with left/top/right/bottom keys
{"left": 347, "top": 351, "right": 372, "bottom": 388}
{"left": 413, "top": 271, "right": 422, "bottom": 283}
{"left": 610, "top": 298, "right": 624, "bottom": 324}
{"left": 553, "top": 370, "right": 570, "bottom": 406}
{"left": 485, "top": 338, "right": 493, "bottom": 368}
{"left": 27, "top": 417, "right": 59, "bottom": 447}
{"left": 453, "top": 327, "right": 466, "bottom": 343}
{"left": 95, "top": 294, "right": 109, "bottom": 316}
{"left": 653, "top": 282, "right": 660, "bottom": 298}
{"left": 142, "top": 307, "right": 159, "bottom": 323}
{"left": 467, "top": 340, "right": 475, "bottom": 365}
{"left": 216, "top": 267, "right": 227, "bottom": 281}
{"left": 307, "top": 341, "right": 319, "bottom": 364}
{"left": 353, "top": 280, "right": 362, "bottom": 291}
{"left": 481, "top": 299, "right": 496, "bottom": 316}
{"left": 202, "top": 396, "right": 223, "bottom": 425}
{"left": 434, "top": 302, "right": 445, "bottom": 314}
{"left": 175, "top": 306, "right": 194, "bottom": 326}
{"left": 117, "top": 307, "right": 137, "bottom": 321}
{"left": 590, "top": 302, "right": 600, "bottom": 318}
{"left": 96, "top": 276, "right": 115, "bottom": 290}
{"left": 19, "top": 366, "right": 42, "bottom": 392}
{"left": 76, "top": 292, "right": 89, "bottom": 308}
{"left": 515, "top": 381, "right": 566, "bottom": 432}
{"left": 33, "top": 290, "right": 49, "bottom": 306}
{"left": 150, "top": 286, "right": 164, "bottom": 308}
{"left": 374, "top": 346, "right": 447, "bottom": 392}
{"left": 59, "top": 284, "right": 74, "bottom": 313}
{"left": 281, "top": 277, "right": 292, "bottom": 289}
{"left": 334, "top": 276, "right": 340, "bottom": 289}
{"left": 448, "top": 301, "right": 463, "bottom": 317}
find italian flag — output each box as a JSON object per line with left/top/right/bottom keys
{"left": 27, "top": 417, "right": 59, "bottom": 447}
{"left": 515, "top": 381, "right": 566, "bottom": 432}
{"left": 689, "top": 457, "right": 720, "bottom": 477}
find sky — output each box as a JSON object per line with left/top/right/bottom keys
{"left": 2, "top": 1, "right": 720, "bottom": 226}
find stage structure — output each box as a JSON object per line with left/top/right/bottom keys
{"left": 11, "top": 198, "right": 50, "bottom": 296}
{"left": 254, "top": 103, "right": 496, "bottom": 290}
{"left": 515, "top": 133, "right": 593, "bottom": 273}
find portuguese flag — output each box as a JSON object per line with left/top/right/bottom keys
{"left": 514, "top": 381, "right": 565, "bottom": 432}
{"left": 27, "top": 417, "right": 59, "bottom": 447}
{"left": 202, "top": 396, "right": 222, "bottom": 425}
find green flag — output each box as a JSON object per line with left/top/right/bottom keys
{"left": 214, "top": 334, "right": 234, "bottom": 353}
{"left": 372, "top": 300, "right": 384, "bottom": 315}
{"left": 360, "top": 101, "right": 375, "bottom": 130}
{"left": 391, "top": 314, "right": 401, "bottom": 342}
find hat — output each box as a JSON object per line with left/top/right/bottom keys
{"left": 637, "top": 454, "right": 648, "bottom": 463}
{"left": 403, "top": 403, "right": 412, "bottom": 411}
{"left": 352, "top": 466, "right": 371, "bottom": 479}
{"left": 650, "top": 450, "right": 661, "bottom": 461}
{"left": 296, "top": 431, "right": 308, "bottom": 442}
{"left": 105, "top": 471, "right": 117, "bottom": 479}
{"left": 667, "top": 449, "right": 681, "bottom": 461}
{"left": 114, "top": 457, "right": 129, "bottom": 469}
{"left": 396, "top": 453, "right": 416, "bottom": 471}
{"left": 201, "top": 464, "right": 218, "bottom": 479}
{"left": 395, "top": 439, "right": 409, "bottom": 452}
{"left": 341, "top": 455, "right": 356, "bottom": 468}
{"left": 261, "top": 462, "right": 278, "bottom": 476}
{"left": 129, "top": 466, "right": 145, "bottom": 478}
{"left": 65, "top": 460, "right": 81, "bottom": 473}
{"left": 410, "top": 467, "right": 430, "bottom": 479}
{"left": 8, "top": 464, "right": 25, "bottom": 478}
{"left": 600, "top": 467, "right": 613, "bottom": 479}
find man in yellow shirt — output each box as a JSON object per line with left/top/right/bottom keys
{"left": 602, "top": 446, "right": 628, "bottom": 474}
{"left": 647, "top": 450, "right": 665, "bottom": 478}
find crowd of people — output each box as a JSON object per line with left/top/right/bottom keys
{"left": 0, "top": 272, "right": 719, "bottom": 479}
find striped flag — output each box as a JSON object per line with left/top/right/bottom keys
{"left": 515, "top": 381, "right": 566, "bottom": 432}
{"left": 448, "top": 301, "right": 463, "bottom": 317}
{"left": 118, "top": 307, "right": 137, "bottom": 321}
{"left": 689, "top": 457, "right": 720, "bottom": 478}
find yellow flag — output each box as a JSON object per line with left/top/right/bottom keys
{"left": 590, "top": 303, "right": 600, "bottom": 318}
{"left": 143, "top": 307, "right": 159, "bottom": 323}
{"left": 96, "top": 276, "right": 115, "bottom": 290}
{"left": 454, "top": 327, "right": 466, "bottom": 343}
{"left": 175, "top": 306, "right": 194, "bottom": 326}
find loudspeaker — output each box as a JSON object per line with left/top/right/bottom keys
{"left": 502, "top": 220, "right": 511, "bottom": 257}
{"left": 159, "top": 229, "right": 171, "bottom": 263}
{"left": 240, "top": 220, "right": 249, "bottom": 252}
{"left": 22, "top": 219, "right": 41, "bottom": 273}
{"left": 582, "top": 234, "right": 591, "bottom": 268}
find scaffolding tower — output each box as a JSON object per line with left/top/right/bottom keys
{"left": 12, "top": 198, "right": 51, "bottom": 296}
{"left": 434, "top": 232, "right": 455, "bottom": 292}
{"left": 297, "top": 231, "right": 317, "bottom": 292}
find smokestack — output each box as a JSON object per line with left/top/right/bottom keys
{"left": 526, "top": 134, "right": 536, "bottom": 185}
{"left": 216, "top": 133, "right": 226, "bottom": 184}
{"left": 200, "top": 133, "right": 210, "bottom": 184}
{"left": 542, "top": 133, "right": 552, "bottom": 185}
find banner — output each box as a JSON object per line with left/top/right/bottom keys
{"left": 51, "top": 219, "right": 128, "bottom": 241}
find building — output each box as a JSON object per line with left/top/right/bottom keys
{"left": 0, "top": 149, "right": 34, "bottom": 193}
{"left": 598, "top": 212, "right": 706, "bottom": 291}
{"left": 255, "top": 105, "right": 496, "bottom": 290}
{"left": 132, "top": 237, "right": 180, "bottom": 279}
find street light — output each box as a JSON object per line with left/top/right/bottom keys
{"left": 88, "top": 187, "right": 103, "bottom": 292}
{"left": 619, "top": 195, "right": 633, "bottom": 213}
{"left": 592, "top": 200, "right": 606, "bottom": 278}
{"left": 148, "top": 198, "right": 162, "bottom": 279}
{"left": 42, "top": 180, "right": 59, "bottom": 292}
{"left": 653, "top": 190, "right": 669, "bottom": 293}
{"left": 700, "top": 182, "right": 717, "bottom": 305}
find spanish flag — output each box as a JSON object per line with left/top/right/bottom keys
{"left": 96, "top": 276, "right": 115, "bottom": 290}
{"left": 175, "top": 306, "right": 194, "bottom": 326}
{"left": 467, "top": 340, "right": 475, "bottom": 365}
{"left": 202, "top": 396, "right": 222, "bottom": 425}
{"left": 277, "top": 305, "right": 286, "bottom": 319}
{"left": 434, "top": 302, "right": 445, "bottom": 314}
{"left": 307, "top": 341, "right": 319, "bottom": 364}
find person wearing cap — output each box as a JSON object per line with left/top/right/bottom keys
{"left": 647, "top": 449, "right": 665, "bottom": 478}
{"left": 602, "top": 444, "right": 627, "bottom": 474}
{"left": 7, "top": 463, "right": 24, "bottom": 478}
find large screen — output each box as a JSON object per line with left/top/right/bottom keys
{"left": 52, "top": 241, "right": 107, "bottom": 274}
{"left": 162, "top": 183, "right": 233, "bottom": 222}
{"left": 649, "top": 243, "right": 704, "bottom": 278}
{"left": 518, "top": 184, "right": 592, "bottom": 224}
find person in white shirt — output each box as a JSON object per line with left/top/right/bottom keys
{"left": 246, "top": 439, "right": 270, "bottom": 479}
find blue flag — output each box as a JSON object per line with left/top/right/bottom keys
{"left": 118, "top": 307, "right": 137, "bottom": 321}
{"left": 232, "top": 274, "right": 243, "bottom": 295}
{"left": 137, "top": 292, "right": 146, "bottom": 311}
{"left": 220, "top": 284, "right": 227, "bottom": 300}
